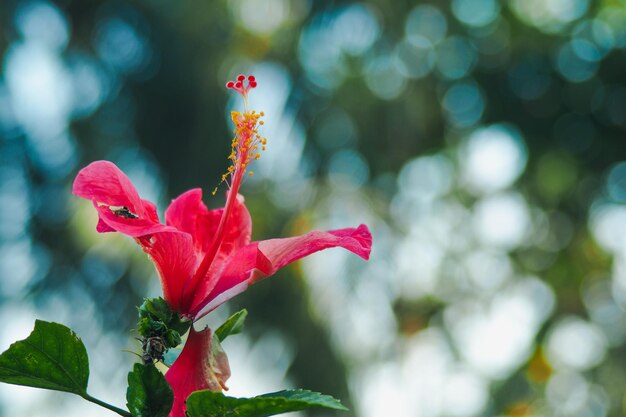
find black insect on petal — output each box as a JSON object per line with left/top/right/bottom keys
{"left": 110, "top": 206, "right": 139, "bottom": 219}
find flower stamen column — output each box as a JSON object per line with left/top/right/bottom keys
{"left": 181, "top": 74, "right": 266, "bottom": 312}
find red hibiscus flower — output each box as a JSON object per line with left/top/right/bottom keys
{"left": 72, "top": 161, "right": 371, "bottom": 319}
{"left": 72, "top": 74, "right": 372, "bottom": 417}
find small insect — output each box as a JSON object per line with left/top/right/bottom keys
{"left": 110, "top": 206, "right": 139, "bottom": 219}
{"left": 141, "top": 336, "right": 166, "bottom": 364}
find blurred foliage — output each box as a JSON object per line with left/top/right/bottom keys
{"left": 1, "top": 0, "right": 626, "bottom": 416}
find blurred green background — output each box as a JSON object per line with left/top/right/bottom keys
{"left": 1, "top": 0, "right": 626, "bottom": 416}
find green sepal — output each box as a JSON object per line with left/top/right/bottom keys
{"left": 138, "top": 317, "right": 166, "bottom": 336}
{"left": 185, "top": 389, "right": 348, "bottom": 417}
{"left": 137, "top": 297, "right": 191, "bottom": 350}
{"left": 126, "top": 363, "right": 173, "bottom": 417}
{"left": 168, "top": 316, "right": 192, "bottom": 337}
{"left": 162, "top": 329, "right": 182, "bottom": 349}
{"left": 0, "top": 320, "right": 89, "bottom": 396}
{"left": 215, "top": 309, "right": 248, "bottom": 342}
{"left": 138, "top": 298, "right": 173, "bottom": 324}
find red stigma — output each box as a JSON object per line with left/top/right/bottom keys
{"left": 226, "top": 74, "right": 258, "bottom": 98}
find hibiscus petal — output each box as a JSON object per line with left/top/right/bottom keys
{"left": 165, "top": 189, "right": 206, "bottom": 238}
{"left": 96, "top": 217, "right": 116, "bottom": 233}
{"left": 72, "top": 160, "right": 145, "bottom": 215}
{"left": 94, "top": 204, "right": 172, "bottom": 237}
{"left": 189, "top": 244, "right": 271, "bottom": 317}
{"left": 191, "top": 224, "right": 372, "bottom": 319}
{"left": 73, "top": 161, "right": 170, "bottom": 237}
{"left": 142, "top": 199, "right": 161, "bottom": 224}
{"left": 165, "top": 190, "right": 252, "bottom": 257}
{"left": 168, "top": 191, "right": 254, "bottom": 312}
{"left": 216, "top": 193, "right": 252, "bottom": 257}
{"left": 257, "top": 223, "right": 372, "bottom": 267}
{"left": 165, "top": 327, "right": 230, "bottom": 417}
{"left": 141, "top": 231, "right": 197, "bottom": 313}
{"left": 165, "top": 189, "right": 216, "bottom": 253}
{"left": 184, "top": 193, "right": 253, "bottom": 304}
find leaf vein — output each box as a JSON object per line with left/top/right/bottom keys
{"left": 22, "top": 336, "right": 85, "bottom": 393}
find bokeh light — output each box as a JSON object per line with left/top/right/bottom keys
{"left": 2, "top": 0, "right": 626, "bottom": 416}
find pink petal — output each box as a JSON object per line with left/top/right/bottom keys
{"left": 191, "top": 224, "right": 372, "bottom": 319}
{"left": 215, "top": 193, "right": 252, "bottom": 257}
{"left": 73, "top": 161, "right": 169, "bottom": 236}
{"left": 164, "top": 189, "right": 207, "bottom": 239}
{"left": 165, "top": 189, "right": 216, "bottom": 253}
{"left": 167, "top": 191, "right": 253, "bottom": 310}
{"left": 72, "top": 161, "right": 145, "bottom": 216}
{"left": 96, "top": 217, "right": 116, "bottom": 233}
{"left": 165, "top": 190, "right": 251, "bottom": 256}
{"left": 165, "top": 327, "right": 230, "bottom": 417}
{"left": 142, "top": 199, "right": 161, "bottom": 224}
{"left": 94, "top": 204, "right": 172, "bottom": 237}
{"left": 185, "top": 194, "right": 253, "bottom": 303}
{"left": 257, "top": 223, "right": 372, "bottom": 267}
{"left": 140, "top": 231, "right": 197, "bottom": 314}
{"left": 189, "top": 243, "right": 271, "bottom": 316}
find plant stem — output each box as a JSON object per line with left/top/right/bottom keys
{"left": 83, "top": 393, "right": 132, "bottom": 417}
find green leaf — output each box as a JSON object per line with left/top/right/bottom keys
{"left": 162, "top": 348, "right": 181, "bottom": 367}
{"left": 0, "top": 321, "right": 131, "bottom": 417}
{"left": 126, "top": 363, "right": 173, "bottom": 417}
{"left": 215, "top": 309, "right": 248, "bottom": 342}
{"left": 185, "top": 389, "right": 348, "bottom": 417}
{"left": 0, "top": 320, "right": 89, "bottom": 396}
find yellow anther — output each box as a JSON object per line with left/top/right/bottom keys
{"left": 215, "top": 108, "right": 268, "bottom": 193}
